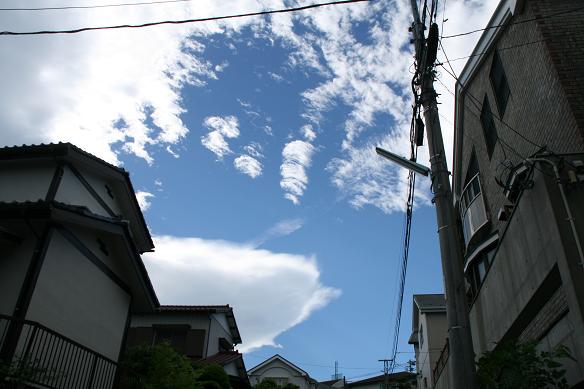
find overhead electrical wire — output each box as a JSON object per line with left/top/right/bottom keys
{"left": 437, "top": 40, "right": 546, "bottom": 152}
{"left": 0, "top": 0, "right": 196, "bottom": 11}
{"left": 438, "top": 38, "right": 546, "bottom": 65}
{"left": 0, "top": 0, "right": 369, "bottom": 36}
{"left": 442, "top": 5, "right": 584, "bottom": 39}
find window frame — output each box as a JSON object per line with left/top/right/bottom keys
{"left": 480, "top": 95, "right": 498, "bottom": 158}
{"left": 489, "top": 50, "right": 511, "bottom": 117}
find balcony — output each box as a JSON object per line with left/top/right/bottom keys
{"left": 460, "top": 173, "right": 488, "bottom": 246}
{"left": 0, "top": 314, "right": 118, "bottom": 389}
{"left": 432, "top": 339, "right": 449, "bottom": 386}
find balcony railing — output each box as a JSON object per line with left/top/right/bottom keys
{"left": 0, "top": 313, "right": 118, "bottom": 389}
{"left": 432, "top": 338, "right": 449, "bottom": 385}
{"left": 460, "top": 173, "right": 488, "bottom": 246}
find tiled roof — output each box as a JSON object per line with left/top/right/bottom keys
{"left": 413, "top": 294, "right": 446, "bottom": 312}
{"left": 159, "top": 305, "right": 231, "bottom": 312}
{"left": 198, "top": 351, "right": 243, "bottom": 366}
{"left": 320, "top": 379, "right": 342, "bottom": 386}
{"left": 157, "top": 305, "right": 242, "bottom": 344}
{"left": 0, "top": 142, "right": 154, "bottom": 252}
{"left": 0, "top": 142, "right": 125, "bottom": 173}
{"left": 347, "top": 372, "right": 415, "bottom": 386}
{"left": 247, "top": 354, "right": 310, "bottom": 378}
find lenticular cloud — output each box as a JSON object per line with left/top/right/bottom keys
{"left": 143, "top": 235, "right": 341, "bottom": 352}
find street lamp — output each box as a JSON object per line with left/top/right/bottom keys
{"left": 375, "top": 147, "right": 430, "bottom": 176}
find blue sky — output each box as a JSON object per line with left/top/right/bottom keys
{"left": 0, "top": 0, "right": 498, "bottom": 381}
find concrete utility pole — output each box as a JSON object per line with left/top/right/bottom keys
{"left": 408, "top": 0, "right": 478, "bottom": 388}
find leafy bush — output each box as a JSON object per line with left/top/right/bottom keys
{"left": 253, "top": 378, "right": 299, "bottom": 389}
{"left": 120, "top": 342, "right": 198, "bottom": 389}
{"left": 476, "top": 340, "right": 574, "bottom": 389}
{"left": 120, "top": 343, "right": 232, "bottom": 389}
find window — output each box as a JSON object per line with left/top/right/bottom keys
{"left": 468, "top": 247, "right": 496, "bottom": 298}
{"left": 154, "top": 325, "right": 188, "bottom": 353}
{"left": 489, "top": 51, "right": 510, "bottom": 116}
{"left": 105, "top": 184, "right": 114, "bottom": 199}
{"left": 460, "top": 169, "right": 488, "bottom": 246}
{"left": 97, "top": 238, "right": 109, "bottom": 256}
{"left": 480, "top": 96, "right": 498, "bottom": 158}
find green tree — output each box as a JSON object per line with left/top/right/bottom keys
{"left": 121, "top": 343, "right": 232, "bottom": 389}
{"left": 281, "top": 383, "right": 300, "bottom": 389}
{"left": 476, "top": 340, "right": 574, "bottom": 389}
{"left": 253, "top": 378, "right": 281, "bottom": 389}
{"left": 120, "top": 342, "right": 197, "bottom": 389}
{"left": 196, "top": 364, "right": 231, "bottom": 389}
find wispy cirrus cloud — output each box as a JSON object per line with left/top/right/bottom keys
{"left": 143, "top": 235, "right": 341, "bottom": 352}
{"left": 280, "top": 139, "right": 315, "bottom": 205}
{"left": 200, "top": 115, "right": 240, "bottom": 159}
{"left": 249, "top": 218, "right": 304, "bottom": 247}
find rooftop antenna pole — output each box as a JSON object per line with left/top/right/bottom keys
{"left": 378, "top": 359, "right": 391, "bottom": 389}
{"left": 406, "top": 0, "right": 478, "bottom": 388}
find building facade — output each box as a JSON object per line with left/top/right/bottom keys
{"left": 408, "top": 295, "right": 447, "bottom": 389}
{"left": 449, "top": 0, "right": 584, "bottom": 386}
{"left": 346, "top": 372, "right": 416, "bottom": 389}
{"left": 127, "top": 305, "right": 249, "bottom": 388}
{"left": 0, "top": 143, "right": 158, "bottom": 388}
{"left": 248, "top": 355, "right": 318, "bottom": 389}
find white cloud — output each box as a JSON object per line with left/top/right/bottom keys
{"left": 301, "top": 124, "right": 316, "bottom": 142}
{"left": 280, "top": 140, "right": 315, "bottom": 205}
{"left": 135, "top": 191, "right": 155, "bottom": 212}
{"left": 143, "top": 235, "right": 341, "bottom": 352}
{"left": 234, "top": 155, "right": 263, "bottom": 178}
{"left": 250, "top": 218, "right": 304, "bottom": 247}
{"left": 201, "top": 115, "right": 240, "bottom": 159}
{"left": 243, "top": 142, "right": 264, "bottom": 159}
{"left": 0, "top": 1, "right": 276, "bottom": 165}
{"left": 327, "top": 129, "right": 432, "bottom": 214}
{"left": 0, "top": 0, "right": 500, "bottom": 213}
{"left": 268, "top": 71, "right": 284, "bottom": 82}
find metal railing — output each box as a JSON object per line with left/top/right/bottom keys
{"left": 432, "top": 338, "right": 449, "bottom": 385}
{"left": 460, "top": 173, "right": 488, "bottom": 246}
{"left": 0, "top": 314, "right": 118, "bottom": 389}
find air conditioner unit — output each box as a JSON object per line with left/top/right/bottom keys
{"left": 504, "top": 165, "right": 530, "bottom": 203}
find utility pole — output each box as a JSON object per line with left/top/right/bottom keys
{"left": 407, "top": 0, "right": 478, "bottom": 388}
{"left": 378, "top": 359, "right": 391, "bottom": 389}
{"left": 406, "top": 359, "right": 415, "bottom": 373}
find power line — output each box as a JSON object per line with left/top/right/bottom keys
{"left": 438, "top": 38, "right": 546, "bottom": 65}
{"left": 436, "top": 41, "right": 545, "bottom": 152}
{"left": 0, "top": 0, "right": 369, "bottom": 36}
{"left": 0, "top": 0, "right": 195, "bottom": 11}
{"left": 442, "top": 5, "right": 584, "bottom": 39}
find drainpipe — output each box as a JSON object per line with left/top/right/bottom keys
{"left": 527, "top": 157, "right": 584, "bottom": 267}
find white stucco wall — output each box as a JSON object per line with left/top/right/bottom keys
{"left": 349, "top": 382, "right": 379, "bottom": 389}
{"left": 0, "top": 234, "right": 34, "bottom": 315}
{"left": 416, "top": 312, "right": 447, "bottom": 388}
{"left": 25, "top": 230, "right": 130, "bottom": 361}
{"left": 417, "top": 314, "right": 432, "bottom": 388}
{"left": 224, "top": 361, "right": 239, "bottom": 377}
{"left": 76, "top": 166, "right": 123, "bottom": 216}
{"left": 249, "top": 359, "right": 313, "bottom": 389}
{"left": 0, "top": 163, "right": 55, "bottom": 202}
{"left": 130, "top": 311, "right": 234, "bottom": 357}
{"left": 208, "top": 313, "right": 233, "bottom": 355}
{"left": 54, "top": 165, "right": 111, "bottom": 217}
